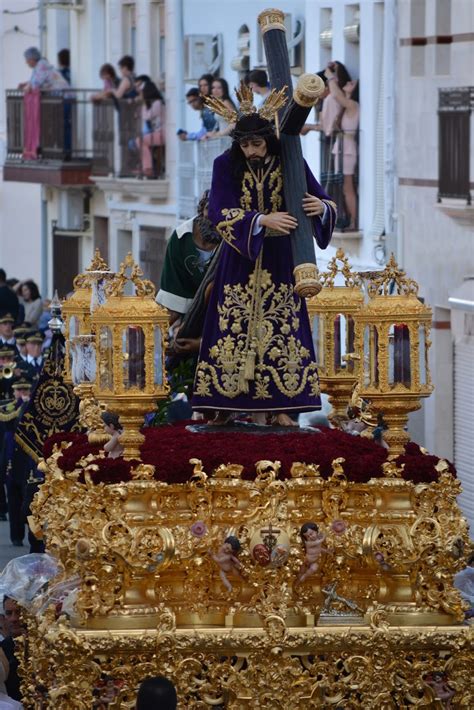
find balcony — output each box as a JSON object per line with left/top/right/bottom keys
{"left": 178, "top": 137, "right": 231, "bottom": 218}
{"left": 3, "top": 90, "right": 167, "bottom": 191}
{"left": 319, "top": 130, "right": 361, "bottom": 239}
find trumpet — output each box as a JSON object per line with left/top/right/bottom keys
{"left": 0, "top": 363, "right": 15, "bottom": 380}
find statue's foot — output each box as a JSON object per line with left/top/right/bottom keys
{"left": 272, "top": 413, "right": 297, "bottom": 427}
{"left": 212, "top": 411, "right": 234, "bottom": 426}
{"left": 251, "top": 412, "right": 267, "bottom": 426}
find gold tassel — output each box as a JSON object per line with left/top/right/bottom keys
{"left": 238, "top": 367, "right": 249, "bottom": 394}
{"left": 244, "top": 347, "right": 256, "bottom": 381}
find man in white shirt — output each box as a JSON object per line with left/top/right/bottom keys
{"left": 247, "top": 69, "right": 271, "bottom": 108}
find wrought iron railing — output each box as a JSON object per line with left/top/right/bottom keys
{"left": 178, "top": 137, "right": 232, "bottom": 218}
{"left": 5, "top": 89, "right": 166, "bottom": 180}
{"left": 319, "top": 129, "right": 359, "bottom": 232}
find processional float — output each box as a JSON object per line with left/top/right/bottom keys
{"left": 13, "top": 10, "right": 473, "bottom": 709}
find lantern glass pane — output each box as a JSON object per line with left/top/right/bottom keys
{"left": 365, "top": 326, "right": 379, "bottom": 387}
{"left": 70, "top": 336, "right": 96, "bottom": 385}
{"left": 334, "top": 314, "right": 345, "bottom": 372}
{"left": 346, "top": 316, "right": 355, "bottom": 374}
{"left": 419, "top": 324, "right": 427, "bottom": 385}
{"left": 99, "top": 326, "right": 114, "bottom": 390}
{"left": 70, "top": 338, "right": 81, "bottom": 386}
{"left": 122, "top": 326, "right": 145, "bottom": 389}
{"left": 82, "top": 338, "right": 96, "bottom": 383}
{"left": 69, "top": 315, "right": 79, "bottom": 338}
{"left": 153, "top": 326, "right": 163, "bottom": 386}
{"left": 389, "top": 323, "right": 411, "bottom": 387}
{"left": 311, "top": 315, "right": 324, "bottom": 368}
{"left": 90, "top": 272, "right": 113, "bottom": 312}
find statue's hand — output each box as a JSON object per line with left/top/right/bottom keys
{"left": 174, "top": 337, "right": 201, "bottom": 354}
{"left": 260, "top": 211, "right": 298, "bottom": 235}
{"left": 302, "top": 193, "right": 324, "bottom": 217}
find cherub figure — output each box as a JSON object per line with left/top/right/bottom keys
{"left": 101, "top": 411, "right": 124, "bottom": 459}
{"left": 425, "top": 672, "right": 455, "bottom": 709}
{"left": 210, "top": 535, "right": 244, "bottom": 592}
{"left": 297, "top": 522, "right": 328, "bottom": 584}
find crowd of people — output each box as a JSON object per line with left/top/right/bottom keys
{"left": 0, "top": 270, "right": 52, "bottom": 547}
{"left": 177, "top": 62, "right": 359, "bottom": 229}
{"left": 19, "top": 49, "right": 166, "bottom": 178}
{"left": 17, "top": 46, "right": 359, "bottom": 224}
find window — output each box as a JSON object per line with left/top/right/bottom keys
{"left": 410, "top": 0, "right": 426, "bottom": 77}
{"left": 438, "top": 87, "right": 473, "bottom": 204}
{"left": 435, "top": 0, "right": 451, "bottom": 75}
{"left": 122, "top": 2, "right": 136, "bottom": 58}
{"left": 151, "top": 1, "right": 165, "bottom": 83}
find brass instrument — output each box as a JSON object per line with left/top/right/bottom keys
{"left": 0, "top": 363, "right": 15, "bottom": 380}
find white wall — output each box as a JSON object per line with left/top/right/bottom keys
{"left": 0, "top": 0, "right": 42, "bottom": 285}
{"left": 396, "top": 0, "right": 474, "bottom": 457}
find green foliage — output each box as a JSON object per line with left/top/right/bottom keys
{"left": 149, "top": 357, "right": 196, "bottom": 426}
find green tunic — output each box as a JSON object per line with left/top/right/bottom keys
{"left": 156, "top": 218, "right": 213, "bottom": 315}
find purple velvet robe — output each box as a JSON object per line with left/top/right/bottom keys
{"left": 192, "top": 151, "right": 336, "bottom": 414}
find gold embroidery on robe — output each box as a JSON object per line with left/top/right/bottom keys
{"left": 269, "top": 166, "right": 283, "bottom": 212}
{"left": 240, "top": 172, "right": 254, "bottom": 212}
{"left": 194, "top": 268, "right": 320, "bottom": 400}
{"left": 216, "top": 208, "right": 246, "bottom": 244}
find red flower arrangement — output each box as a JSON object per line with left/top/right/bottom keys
{"left": 43, "top": 423, "right": 456, "bottom": 486}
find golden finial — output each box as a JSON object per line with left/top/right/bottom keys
{"left": 320, "top": 247, "right": 363, "bottom": 289}
{"left": 106, "top": 252, "right": 155, "bottom": 299}
{"left": 87, "top": 248, "right": 109, "bottom": 272}
{"left": 367, "top": 253, "right": 419, "bottom": 297}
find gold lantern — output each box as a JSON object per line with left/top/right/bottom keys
{"left": 62, "top": 249, "right": 111, "bottom": 383}
{"left": 92, "top": 253, "right": 170, "bottom": 460}
{"left": 62, "top": 249, "right": 112, "bottom": 446}
{"left": 354, "top": 255, "right": 433, "bottom": 456}
{"left": 307, "top": 248, "right": 364, "bottom": 424}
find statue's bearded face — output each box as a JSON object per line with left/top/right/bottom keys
{"left": 239, "top": 136, "right": 268, "bottom": 167}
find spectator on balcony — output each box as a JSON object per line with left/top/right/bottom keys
{"left": 19, "top": 47, "right": 69, "bottom": 92}
{"left": 203, "top": 78, "right": 237, "bottom": 139}
{"left": 319, "top": 61, "right": 351, "bottom": 138}
{"left": 178, "top": 88, "right": 217, "bottom": 142}
{"left": 15, "top": 281, "right": 42, "bottom": 329}
{"left": 246, "top": 69, "right": 271, "bottom": 108}
{"left": 57, "top": 48, "right": 71, "bottom": 85}
{"left": 135, "top": 80, "right": 165, "bottom": 178}
{"left": 108, "top": 55, "right": 137, "bottom": 100}
{"left": 91, "top": 63, "right": 119, "bottom": 102}
{"left": 326, "top": 65, "right": 359, "bottom": 231}
{"left": 198, "top": 73, "right": 214, "bottom": 97}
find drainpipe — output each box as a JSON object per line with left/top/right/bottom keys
{"left": 383, "top": 0, "right": 398, "bottom": 261}
{"left": 175, "top": 0, "right": 185, "bottom": 212}
{"left": 41, "top": 186, "right": 49, "bottom": 296}
{"left": 39, "top": 0, "right": 48, "bottom": 295}
{"left": 39, "top": 0, "right": 46, "bottom": 54}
